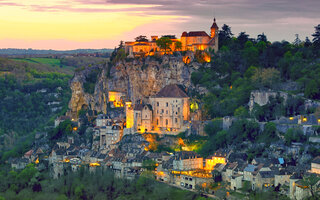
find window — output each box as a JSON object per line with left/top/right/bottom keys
{"left": 178, "top": 107, "right": 180, "bottom": 112}
{"left": 166, "top": 110, "right": 168, "bottom": 114}
{"left": 161, "top": 109, "right": 164, "bottom": 113}
{"left": 157, "top": 102, "right": 159, "bottom": 106}
{"left": 157, "top": 110, "right": 159, "bottom": 114}
{"left": 166, "top": 119, "right": 168, "bottom": 125}
{"left": 145, "top": 115, "right": 147, "bottom": 118}
{"left": 175, "top": 118, "right": 178, "bottom": 123}
{"left": 157, "top": 119, "right": 159, "bottom": 125}
{"left": 166, "top": 102, "right": 168, "bottom": 107}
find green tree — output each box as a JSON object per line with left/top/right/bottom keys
{"left": 156, "top": 37, "right": 172, "bottom": 54}
{"left": 175, "top": 41, "right": 182, "bottom": 51}
{"left": 300, "top": 174, "right": 320, "bottom": 199}
{"left": 312, "top": 24, "right": 320, "bottom": 50}
{"left": 234, "top": 106, "right": 248, "bottom": 118}
{"left": 284, "top": 128, "right": 306, "bottom": 145}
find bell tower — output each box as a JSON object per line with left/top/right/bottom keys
{"left": 210, "top": 18, "right": 219, "bottom": 38}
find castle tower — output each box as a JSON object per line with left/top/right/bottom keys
{"left": 210, "top": 18, "right": 219, "bottom": 38}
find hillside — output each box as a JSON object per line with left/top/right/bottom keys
{"left": 0, "top": 56, "right": 108, "bottom": 161}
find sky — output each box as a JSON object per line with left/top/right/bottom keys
{"left": 0, "top": 0, "right": 319, "bottom": 50}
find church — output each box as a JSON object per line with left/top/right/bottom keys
{"left": 124, "top": 19, "right": 219, "bottom": 57}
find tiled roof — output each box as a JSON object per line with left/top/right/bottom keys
{"left": 184, "top": 31, "right": 210, "bottom": 37}
{"left": 154, "top": 84, "right": 188, "bottom": 98}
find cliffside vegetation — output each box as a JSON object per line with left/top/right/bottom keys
{"left": 0, "top": 57, "right": 107, "bottom": 162}
{"left": 193, "top": 24, "right": 320, "bottom": 120}
{"left": 193, "top": 24, "right": 320, "bottom": 157}
{"left": 0, "top": 164, "right": 203, "bottom": 200}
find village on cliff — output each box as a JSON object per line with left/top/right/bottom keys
{"left": 8, "top": 19, "right": 320, "bottom": 200}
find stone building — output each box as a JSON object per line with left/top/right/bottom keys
{"left": 173, "top": 151, "right": 203, "bottom": 171}
{"left": 130, "top": 84, "right": 190, "bottom": 135}
{"left": 150, "top": 84, "right": 189, "bottom": 133}
{"left": 124, "top": 19, "right": 219, "bottom": 57}
{"left": 310, "top": 156, "right": 320, "bottom": 174}
{"left": 98, "top": 120, "right": 124, "bottom": 150}
{"left": 133, "top": 104, "right": 153, "bottom": 133}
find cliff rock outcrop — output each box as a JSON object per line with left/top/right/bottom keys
{"left": 67, "top": 56, "right": 195, "bottom": 119}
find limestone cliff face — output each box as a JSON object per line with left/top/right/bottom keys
{"left": 67, "top": 56, "right": 195, "bottom": 119}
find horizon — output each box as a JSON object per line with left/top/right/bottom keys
{"left": 0, "top": 0, "right": 319, "bottom": 50}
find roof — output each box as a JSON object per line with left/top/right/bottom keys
{"left": 211, "top": 18, "right": 219, "bottom": 29}
{"left": 312, "top": 156, "right": 320, "bottom": 164}
{"left": 183, "top": 31, "right": 210, "bottom": 37}
{"left": 153, "top": 84, "right": 188, "bottom": 98}
{"left": 244, "top": 164, "right": 256, "bottom": 172}
{"left": 174, "top": 151, "right": 199, "bottom": 160}
{"left": 259, "top": 171, "right": 276, "bottom": 178}
{"left": 134, "top": 104, "right": 144, "bottom": 111}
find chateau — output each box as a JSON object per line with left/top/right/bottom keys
{"left": 124, "top": 19, "right": 219, "bottom": 57}
{"left": 126, "top": 84, "right": 190, "bottom": 135}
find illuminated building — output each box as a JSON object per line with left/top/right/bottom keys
{"left": 205, "top": 150, "right": 228, "bottom": 171}
{"left": 150, "top": 84, "right": 190, "bottom": 133}
{"left": 133, "top": 104, "right": 153, "bottom": 133}
{"left": 124, "top": 19, "right": 219, "bottom": 57}
{"left": 125, "top": 102, "right": 134, "bottom": 129}
{"left": 108, "top": 91, "right": 125, "bottom": 108}
{"left": 173, "top": 151, "right": 203, "bottom": 170}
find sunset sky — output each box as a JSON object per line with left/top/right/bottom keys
{"left": 0, "top": 0, "right": 319, "bottom": 50}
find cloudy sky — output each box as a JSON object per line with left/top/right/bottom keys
{"left": 0, "top": 0, "right": 319, "bottom": 50}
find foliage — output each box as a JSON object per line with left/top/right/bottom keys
{"left": 142, "top": 159, "right": 157, "bottom": 171}
{"left": 175, "top": 41, "right": 182, "bottom": 51}
{"left": 251, "top": 67, "right": 280, "bottom": 89}
{"left": 83, "top": 68, "right": 101, "bottom": 94}
{"left": 0, "top": 167, "right": 200, "bottom": 200}
{"left": 156, "top": 37, "right": 172, "bottom": 54}
{"left": 284, "top": 128, "right": 307, "bottom": 145}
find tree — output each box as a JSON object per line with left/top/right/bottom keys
{"left": 251, "top": 67, "right": 280, "bottom": 89}
{"left": 300, "top": 174, "right": 320, "bottom": 199}
{"left": 293, "top": 34, "right": 302, "bottom": 46}
{"left": 218, "top": 24, "right": 233, "bottom": 48}
{"left": 257, "top": 33, "right": 268, "bottom": 43}
{"left": 284, "top": 128, "right": 306, "bottom": 145}
{"left": 312, "top": 24, "right": 320, "bottom": 49}
{"left": 304, "top": 37, "right": 312, "bottom": 47}
{"left": 237, "top": 32, "right": 250, "bottom": 48}
{"left": 156, "top": 37, "right": 172, "bottom": 54}
{"left": 175, "top": 41, "right": 182, "bottom": 51}
{"left": 135, "top": 35, "right": 148, "bottom": 42}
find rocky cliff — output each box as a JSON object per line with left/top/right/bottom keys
{"left": 67, "top": 56, "right": 198, "bottom": 119}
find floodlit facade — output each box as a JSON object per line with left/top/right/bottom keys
{"left": 124, "top": 19, "right": 219, "bottom": 57}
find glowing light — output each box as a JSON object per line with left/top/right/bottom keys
{"left": 203, "top": 53, "right": 211, "bottom": 63}
{"left": 89, "top": 162, "right": 100, "bottom": 167}
{"left": 205, "top": 156, "right": 226, "bottom": 171}
{"left": 125, "top": 102, "right": 134, "bottom": 128}
{"left": 73, "top": 127, "right": 78, "bottom": 131}
{"left": 183, "top": 56, "right": 191, "bottom": 64}
{"left": 35, "top": 158, "right": 39, "bottom": 164}
{"left": 289, "top": 117, "right": 294, "bottom": 120}
{"left": 108, "top": 91, "right": 124, "bottom": 107}
{"left": 318, "top": 119, "right": 320, "bottom": 123}
{"left": 230, "top": 85, "right": 233, "bottom": 90}
{"left": 190, "top": 102, "right": 199, "bottom": 111}
{"left": 64, "top": 158, "right": 70, "bottom": 163}
{"left": 302, "top": 117, "right": 307, "bottom": 122}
